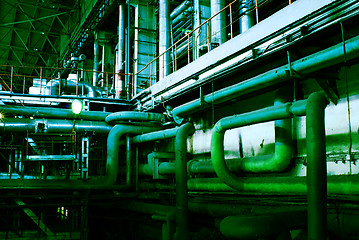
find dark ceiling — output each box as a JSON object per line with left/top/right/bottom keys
{"left": 0, "top": 0, "right": 77, "bottom": 72}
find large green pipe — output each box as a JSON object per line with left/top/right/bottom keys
{"left": 187, "top": 175, "right": 359, "bottom": 195}
{"left": 175, "top": 123, "right": 195, "bottom": 240}
{"left": 105, "top": 111, "right": 165, "bottom": 124}
{"left": 0, "top": 118, "right": 112, "bottom": 134}
{"left": 211, "top": 100, "right": 306, "bottom": 190}
{"left": 172, "top": 35, "right": 359, "bottom": 117}
{"left": 0, "top": 105, "right": 110, "bottom": 121}
{"left": 306, "top": 93, "right": 327, "bottom": 240}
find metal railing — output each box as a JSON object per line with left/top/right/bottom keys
{"left": 0, "top": 64, "right": 132, "bottom": 99}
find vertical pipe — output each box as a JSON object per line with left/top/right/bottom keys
{"left": 193, "top": 0, "right": 201, "bottom": 59}
{"left": 240, "top": 0, "right": 255, "bottom": 33}
{"left": 175, "top": 123, "right": 195, "bottom": 240}
{"left": 159, "top": 0, "right": 171, "bottom": 80}
{"left": 39, "top": 67, "right": 43, "bottom": 95}
{"left": 10, "top": 66, "right": 13, "bottom": 93}
{"left": 211, "top": 0, "right": 226, "bottom": 44}
{"left": 126, "top": 135, "right": 131, "bottom": 185}
{"left": 93, "top": 32, "right": 99, "bottom": 86}
{"left": 126, "top": 2, "right": 131, "bottom": 100}
{"left": 229, "top": 4, "right": 233, "bottom": 39}
{"left": 22, "top": 75, "right": 25, "bottom": 94}
{"left": 116, "top": 4, "right": 125, "bottom": 98}
{"left": 306, "top": 93, "right": 327, "bottom": 240}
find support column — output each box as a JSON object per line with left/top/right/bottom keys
{"left": 159, "top": 0, "right": 171, "bottom": 80}
{"left": 211, "top": 0, "right": 226, "bottom": 45}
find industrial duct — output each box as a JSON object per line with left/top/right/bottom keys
{"left": 44, "top": 79, "right": 102, "bottom": 97}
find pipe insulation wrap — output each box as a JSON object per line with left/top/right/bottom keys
{"left": 0, "top": 118, "right": 112, "bottom": 134}
{"left": 0, "top": 105, "right": 110, "bottom": 121}
{"left": 105, "top": 111, "right": 166, "bottom": 124}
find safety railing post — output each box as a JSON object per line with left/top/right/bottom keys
{"left": 76, "top": 70, "right": 79, "bottom": 96}
{"left": 150, "top": 62, "right": 152, "bottom": 86}
{"left": 207, "top": 21, "right": 210, "bottom": 53}
{"left": 174, "top": 43, "right": 177, "bottom": 71}
{"left": 187, "top": 35, "right": 190, "bottom": 64}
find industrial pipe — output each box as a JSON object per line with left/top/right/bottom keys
{"left": 0, "top": 118, "right": 112, "bottom": 134}
{"left": 220, "top": 215, "right": 291, "bottom": 240}
{"left": 211, "top": 99, "right": 306, "bottom": 190}
{"left": 172, "top": 35, "right": 359, "bottom": 118}
{"left": 0, "top": 105, "right": 110, "bottom": 121}
{"left": 93, "top": 31, "right": 99, "bottom": 86}
{"left": 306, "top": 93, "right": 327, "bottom": 240}
{"left": 170, "top": 0, "right": 192, "bottom": 20}
{"left": 211, "top": 0, "right": 226, "bottom": 44}
{"left": 187, "top": 175, "right": 359, "bottom": 195}
{"left": 239, "top": 0, "right": 255, "bottom": 33}
{"left": 159, "top": 0, "right": 171, "bottom": 80}
{"left": 116, "top": 4, "right": 125, "bottom": 98}
{"left": 172, "top": 7, "right": 193, "bottom": 26}
{"left": 44, "top": 79, "right": 102, "bottom": 97}
{"left": 175, "top": 123, "right": 195, "bottom": 240}
{"left": 105, "top": 111, "right": 166, "bottom": 124}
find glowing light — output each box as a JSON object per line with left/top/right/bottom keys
{"left": 71, "top": 99, "right": 83, "bottom": 115}
{"left": 0, "top": 112, "right": 4, "bottom": 121}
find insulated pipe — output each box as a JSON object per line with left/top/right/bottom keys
{"left": 159, "top": 0, "right": 171, "bottom": 80}
{"left": 170, "top": 0, "right": 192, "bottom": 20}
{"left": 172, "top": 35, "right": 359, "bottom": 118}
{"left": 306, "top": 93, "right": 327, "bottom": 240}
{"left": 186, "top": 175, "right": 359, "bottom": 195}
{"left": 44, "top": 79, "right": 102, "bottom": 97}
{"left": 175, "top": 123, "right": 195, "bottom": 240}
{"left": 101, "top": 124, "right": 161, "bottom": 185}
{"left": 93, "top": 31, "right": 99, "bottom": 86}
{"left": 211, "top": 0, "right": 226, "bottom": 44}
{"left": 220, "top": 215, "right": 291, "bottom": 240}
{"left": 172, "top": 7, "right": 193, "bottom": 26}
{"left": 105, "top": 111, "right": 166, "bottom": 124}
{"left": 0, "top": 105, "right": 110, "bottom": 121}
{"left": 211, "top": 100, "right": 306, "bottom": 190}
{"left": 116, "top": 4, "right": 125, "bottom": 98}
{"left": 239, "top": 0, "right": 255, "bottom": 33}
{"left": 0, "top": 118, "right": 112, "bottom": 134}
{"left": 131, "top": 127, "right": 178, "bottom": 144}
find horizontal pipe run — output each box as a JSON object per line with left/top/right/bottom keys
{"left": 0, "top": 118, "right": 112, "bottom": 134}
{"left": 0, "top": 105, "right": 110, "bottom": 121}
{"left": 187, "top": 175, "right": 359, "bottom": 195}
{"left": 105, "top": 111, "right": 166, "bottom": 124}
{"left": 172, "top": 35, "right": 359, "bottom": 117}
{"left": 131, "top": 127, "right": 178, "bottom": 144}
